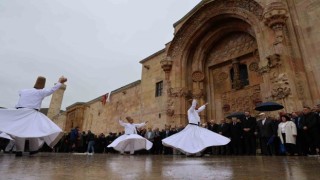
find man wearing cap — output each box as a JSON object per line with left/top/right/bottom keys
{"left": 0, "top": 76, "right": 67, "bottom": 157}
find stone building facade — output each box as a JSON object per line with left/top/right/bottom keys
{"left": 51, "top": 0, "right": 320, "bottom": 134}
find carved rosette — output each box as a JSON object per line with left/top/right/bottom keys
{"left": 263, "top": 2, "right": 288, "bottom": 44}
{"left": 192, "top": 71, "right": 205, "bottom": 82}
{"left": 160, "top": 57, "right": 173, "bottom": 80}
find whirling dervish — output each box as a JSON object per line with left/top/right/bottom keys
{"left": 0, "top": 76, "right": 67, "bottom": 156}
{"left": 162, "top": 99, "right": 230, "bottom": 156}
{"left": 107, "top": 116, "right": 153, "bottom": 155}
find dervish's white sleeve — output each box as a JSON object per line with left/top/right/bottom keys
{"left": 196, "top": 104, "right": 207, "bottom": 113}
{"left": 119, "top": 120, "right": 126, "bottom": 127}
{"left": 135, "top": 122, "right": 146, "bottom": 128}
{"left": 39, "top": 82, "right": 62, "bottom": 97}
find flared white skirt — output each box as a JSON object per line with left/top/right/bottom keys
{"left": 162, "top": 124, "right": 230, "bottom": 154}
{"left": 0, "top": 108, "right": 63, "bottom": 148}
{"left": 107, "top": 134, "right": 153, "bottom": 152}
{"left": 0, "top": 131, "right": 13, "bottom": 140}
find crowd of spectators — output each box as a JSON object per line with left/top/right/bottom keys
{"left": 1, "top": 104, "right": 319, "bottom": 156}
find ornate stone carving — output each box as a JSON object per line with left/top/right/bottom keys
{"left": 160, "top": 57, "right": 173, "bottom": 80}
{"left": 208, "top": 32, "right": 257, "bottom": 65}
{"left": 263, "top": 2, "right": 288, "bottom": 48}
{"left": 263, "top": 2, "right": 288, "bottom": 29}
{"left": 167, "top": 0, "right": 264, "bottom": 58}
{"left": 168, "top": 87, "right": 187, "bottom": 98}
{"left": 258, "top": 54, "right": 281, "bottom": 74}
{"left": 166, "top": 98, "right": 175, "bottom": 117}
{"left": 249, "top": 62, "right": 259, "bottom": 72}
{"left": 296, "top": 80, "right": 304, "bottom": 100}
{"left": 192, "top": 71, "right": 205, "bottom": 82}
{"left": 192, "top": 89, "right": 204, "bottom": 99}
{"left": 221, "top": 84, "right": 261, "bottom": 113}
{"left": 270, "top": 73, "right": 291, "bottom": 100}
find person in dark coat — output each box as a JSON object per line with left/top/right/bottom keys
{"left": 208, "top": 120, "right": 220, "bottom": 155}
{"left": 292, "top": 111, "right": 308, "bottom": 156}
{"left": 256, "top": 113, "right": 274, "bottom": 155}
{"left": 218, "top": 118, "right": 231, "bottom": 155}
{"left": 230, "top": 117, "right": 243, "bottom": 155}
{"left": 302, "top": 106, "right": 320, "bottom": 155}
{"left": 241, "top": 111, "right": 257, "bottom": 155}
{"left": 161, "top": 125, "right": 174, "bottom": 155}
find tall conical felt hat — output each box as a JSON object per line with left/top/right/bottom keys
{"left": 34, "top": 76, "right": 46, "bottom": 89}
{"left": 126, "top": 116, "right": 133, "bottom": 121}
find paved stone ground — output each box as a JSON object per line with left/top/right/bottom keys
{"left": 1, "top": 152, "right": 319, "bottom": 180}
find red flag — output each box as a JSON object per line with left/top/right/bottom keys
{"left": 101, "top": 93, "right": 108, "bottom": 105}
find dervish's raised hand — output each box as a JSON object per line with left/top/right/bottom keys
{"left": 59, "top": 76, "right": 67, "bottom": 83}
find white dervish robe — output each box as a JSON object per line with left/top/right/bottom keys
{"left": 107, "top": 120, "right": 153, "bottom": 154}
{"left": 162, "top": 99, "right": 230, "bottom": 154}
{"left": 0, "top": 83, "right": 64, "bottom": 151}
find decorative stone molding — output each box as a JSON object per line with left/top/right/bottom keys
{"left": 166, "top": 99, "right": 175, "bottom": 117}
{"left": 167, "top": 0, "right": 264, "bottom": 58}
{"left": 263, "top": 2, "right": 288, "bottom": 44}
{"left": 249, "top": 62, "right": 259, "bottom": 72}
{"left": 208, "top": 32, "right": 258, "bottom": 66}
{"left": 270, "top": 73, "right": 291, "bottom": 100}
{"left": 192, "top": 89, "right": 204, "bottom": 99}
{"left": 263, "top": 2, "right": 288, "bottom": 28}
{"left": 167, "top": 87, "right": 189, "bottom": 98}
{"left": 221, "top": 84, "right": 261, "bottom": 113}
{"left": 192, "top": 71, "right": 205, "bottom": 82}
{"left": 258, "top": 54, "right": 281, "bottom": 74}
{"left": 160, "top": 57, "right": 173, "bottom": 80}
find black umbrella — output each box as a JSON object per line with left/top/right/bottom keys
{"left": 226, "top": 112, "right": 245, "bottom": 119}
{"left": 254, "top": 101, "right": 284, "bottom": 111}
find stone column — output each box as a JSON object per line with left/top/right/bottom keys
{"left": 263, "top": 1, "right": 288, "bottom": 54}
{"left": 47, "top": 84, "right": 66, "bottom": 119}
{"left": 161, "top": 57, "right": 174, "bottom": 125}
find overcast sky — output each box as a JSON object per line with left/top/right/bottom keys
{"left": 0, "top": 0, "right": 202, "bottom": 110}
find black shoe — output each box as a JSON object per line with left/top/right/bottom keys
{"left": 15, "top": 151, "right": 23, "bottom": 157}
{"left": 29, "top": 151, "right": 39, "bottom": 155}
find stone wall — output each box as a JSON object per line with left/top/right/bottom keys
{"left": 140, "top": 50, "right": 167, "bottom": 129}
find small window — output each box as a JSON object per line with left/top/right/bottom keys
{"left": 230, "top": 64, "right": 249, "bottom": 89}
{"left": 155, "top": 81, "right": 163, "bottom": 97}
